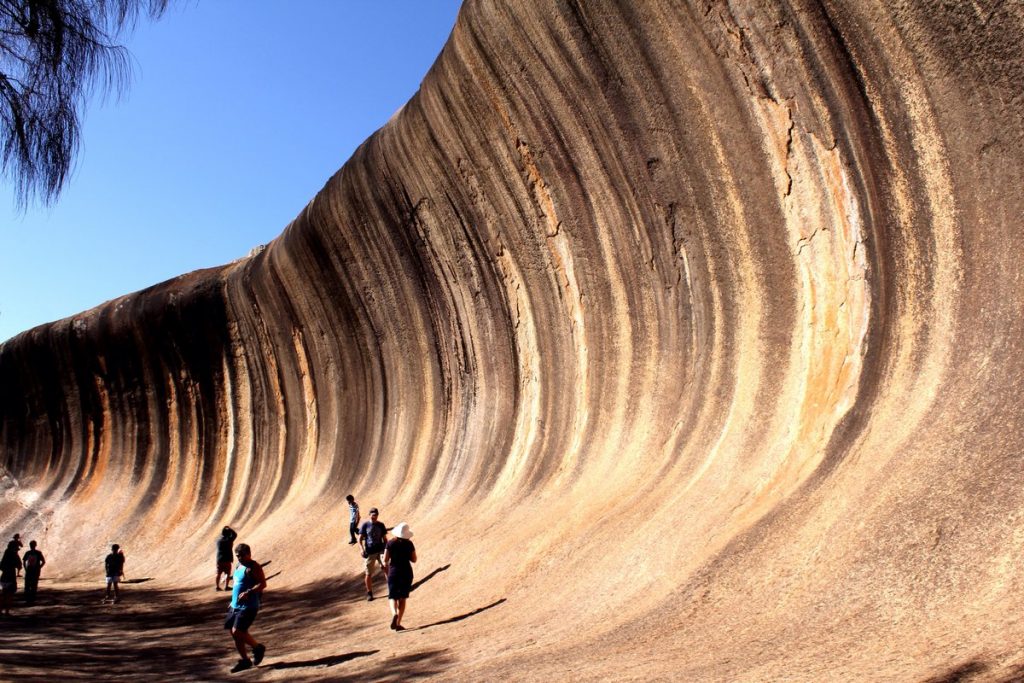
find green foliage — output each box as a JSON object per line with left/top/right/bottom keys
{"left": 0, "top": 0, "right": 167, "bottom": 208}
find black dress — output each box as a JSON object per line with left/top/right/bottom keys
{"left": 385, "top": 538, "right": 415, "bottom": 599}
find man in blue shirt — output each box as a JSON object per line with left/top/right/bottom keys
{"left": 358, "top": 507, "right": 388, "bottom": 601}
{"left": 223, "top": 543, "right": 267, "bottom": 672}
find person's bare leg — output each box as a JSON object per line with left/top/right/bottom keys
{"left": 396, "top": 598, "right": 406, "bottom": 627}
{"left": 232, "top": 630, "right": 249, "bottom": 659}
{"left": 388, "top": 598, "right": 398, "bottom": 628}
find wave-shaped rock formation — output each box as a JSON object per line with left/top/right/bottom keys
{"left": 3, "top": 0, "right": 1023, "bottom": 679}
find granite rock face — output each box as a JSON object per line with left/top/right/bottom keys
{"left": 2, "top": 1, "right": 1024, "bottom": 678}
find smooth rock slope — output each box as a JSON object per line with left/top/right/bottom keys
{"left": 3, "top": 1, "right": 1024, "bottom": 679}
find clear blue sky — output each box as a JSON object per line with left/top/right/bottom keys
{"left": 0, "top": 1, "right": 462, "bottom": 343}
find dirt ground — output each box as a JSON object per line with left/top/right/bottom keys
{"left": 0, "top": 570, "right": 491, "bottom": 682}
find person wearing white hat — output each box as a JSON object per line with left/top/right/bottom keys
{"left": 382, "top": 522, "right": 417, "bottom": 630}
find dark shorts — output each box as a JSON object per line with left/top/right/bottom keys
{"left": 224, "top": 607, "right": 258, "bottom": 633}
{"left": 217, "top": 561, "right": 232, "bottom": 573}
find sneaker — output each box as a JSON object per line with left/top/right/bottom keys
{"left": 347, "top": 540, "right": 357, "bottom": 545}
{"left": 230, "top": 659, "right": 253, "bottom": 673}
{"left": 395, "top": 624, "right": 406, "bottom": 631}
{"left": 366, "top": 592, "right": 374, "bottom": 602}
{"left": 390, "top": 615, "right": 398, "bottom": 630}
{"left": 253, "top": 644, "right": 266, "bottom": 666}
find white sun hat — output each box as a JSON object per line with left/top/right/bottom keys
{"left": 392, "top": 522, "right": 414, "bottom": 539}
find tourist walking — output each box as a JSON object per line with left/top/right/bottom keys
{"left": 346, "top": 494, "right": 360, "bottom": 545}
{"left": 0, "top": 540, "right": 22, "bottom": 616}
{"left": 216, "top": 526, "right": 238, "bottom": 591}
{"left": 224, "top": 543, "right": 267, "bottom": 673}
{"left": 103, "top": 544, "right": 125, "bottom": 603}
{"left": 358, "top": 507, "right": 388, "bottom": 601}
{"left": 383, "top": 522, "right": 416, "bottom": 631}
{"left": 21, "top": 540, "right": 45, "bottom": 603}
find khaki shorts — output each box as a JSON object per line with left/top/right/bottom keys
{"left": 363, "top": 552, "right": 383, "bottom": 574}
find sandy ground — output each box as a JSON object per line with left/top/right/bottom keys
{"left": 0, "top": 566, "right": 491, "bottom": 682}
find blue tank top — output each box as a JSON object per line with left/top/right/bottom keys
{"left": 230, "top": 563, "right": 261, "bottom": 610}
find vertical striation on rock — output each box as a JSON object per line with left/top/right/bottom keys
{"left": 2, "top": 1, "right": 1024, "bottom": 678}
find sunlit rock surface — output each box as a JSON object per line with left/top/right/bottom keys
{"left": 3, "top": 1, "right": 1024, "bottom": 679}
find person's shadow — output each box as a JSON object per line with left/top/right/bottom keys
{"left": 410, "top": 563, "right": 451, "bottom": 592}
{"left": 268, "top": 650, "right": 378, "bottom": 670}
{"left": 409, "top": 598, "right": 507, "bottom": 631}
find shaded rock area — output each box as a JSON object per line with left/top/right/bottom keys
{"left": 3, "top": 1, "right": 1024, "bottom": 680}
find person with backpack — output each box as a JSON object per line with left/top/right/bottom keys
{"left": 21, "top": 540, "right": 45, "bottom": 603}
{"left": 358, "top": 507, "right": 388, "bottom": 601}
{"left": 215, "top": 526, "right": 238, "bottom": 591}
{"left": 103, "top": 544, "right": 126, "bottom": 603}
{"left": 0, "top": 540, "right": 22, "bottom": 616}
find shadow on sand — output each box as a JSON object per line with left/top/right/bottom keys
{"left": 411, "top": 598, "right": 507, "bottom": 631}
{"left": 410, "top": 563, "right": 451, "bottom": 592}
{"left": 268, "top": 648, "right": 378, "bottom": 670}
{"left": 0, "top": 577, "right": 456, "bottom": 681}
{"left": 920, "top": 660, "right": 990, "bottom": 683}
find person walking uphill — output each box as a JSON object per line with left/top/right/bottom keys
{"left": 224, "top": 543, "right": 267, "bottom": 673}
{"left": 383, "top": 522, "right": 416, "bottom": 631}
{"left": 358, "top": 508, "right": 388, "bottom": 600}
{"left": 346, "top": 494, "right": 360, "bottom": 545}
{"left": 216, "top": 526, "right": 238, "bottom": 591}
{"left": 21, "top": 540, "right": 45, "bottom": 603}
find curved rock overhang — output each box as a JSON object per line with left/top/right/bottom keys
{"left": 2, "top": 1, "right": 1023, "bottom": 678}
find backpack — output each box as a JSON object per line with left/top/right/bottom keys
{"left": 0, "top": 550, "right": 17, "bottom": 571}
{"left": 105, "top": 552, "right": 124, "bottom": 576}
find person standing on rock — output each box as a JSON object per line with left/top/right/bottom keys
{"left": 383, "top": 522, "right": 416, "bottom": 631}
{"left": 224, "top": 543, "right": 267, "bottom": 673}
{"left": 103, "top": 544, "right": 125, "bottom": 603}
{"left": 11, "top": 534, "right": 23, "bottom": 576}
{"left": 21, "top": 540, "right": 45, "bottom": 603}
{"left": 216, "top": 526, "right": 238, "bottom": 591}
{"left": 358, "top": 507, "right": 388, "bottom": 601}
{"left": 346, "top": 494, "right": 361, "bottom": 545}
{"left": 0, "top": 540, "right": 22, "bottom": 616}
